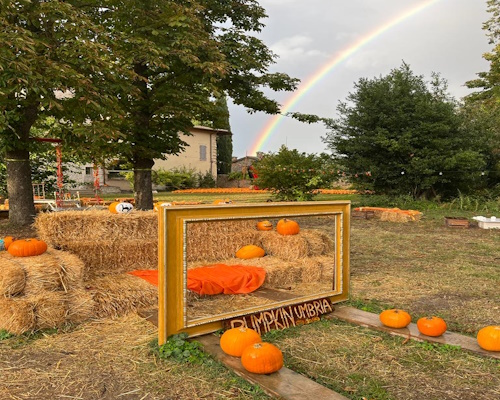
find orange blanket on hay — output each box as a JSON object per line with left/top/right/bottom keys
{"left": 127, "top": 264, "right": 266, "bottom": 295}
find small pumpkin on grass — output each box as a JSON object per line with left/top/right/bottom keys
{"left": 379, "top": 309, "right": 411, "bottom": 329}
{"left": 235, "top": 245, "right": 265, "bottom": 259}
{"left": 7, "top": 238, "right": 48, "bottom": 257}
{"left": 477, "top": 325, "right": 500, "bottom": 351}
{"left": 276, "top": 218, "right": 300, "bottom": 236}
{"left": 241, "top": 342, "right": 283, "bottom": 374}
{"left": 417, "top": 316, "right": 447, "bottom": 337}
{"left": 256, "top": 220, "right": 273, "bottom": 231}
{"left": 220, "top": 327, "right": 262, "bottom": 357}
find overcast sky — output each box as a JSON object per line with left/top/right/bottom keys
{"left": 228, "top": 0, "right": 492, "bottom": 157}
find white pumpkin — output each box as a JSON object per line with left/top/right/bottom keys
{"left": 115, "top": 202, "right": 134, "bottom": 213}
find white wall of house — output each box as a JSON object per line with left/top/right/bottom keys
{"left": 154, "top": 126, "right": 220, "bottom": 179}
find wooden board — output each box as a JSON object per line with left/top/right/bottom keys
{"left": 197, "top": 334, "right": 349, "bottom": 400}
{"left": 326, "top": 306, "right": 499, "bottom": 359}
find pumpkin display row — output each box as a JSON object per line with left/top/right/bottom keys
{"left": 379, "top": 309, "right": 500, "bottom": 351}
{"left": 220, "top": 327, "right": 284, "bottom": 374}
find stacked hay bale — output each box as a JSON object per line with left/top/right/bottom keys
{"left": 35, "top": 210, "right": 157, "bottom": 278}
{"left": 0, "top": 249, "right": 93, "bottom": 334}
{"left": 189, "top": 227, "right": 335, "bottom": 287}
{"left": 32, "top": 210, "right": 159, "bottom": 323}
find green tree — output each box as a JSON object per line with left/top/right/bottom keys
{"left": 213, "top": 95, "right": 233, "bottom": 175}
{"left": 85, "top": 0, "right": 298, "bottom": 210}
{"left": 254, "top": 146, "right": 335, "bottom": 201}
{"left": 464, "top": 0, "right": 500, "bottom": 189}
{"left": 323, "top": 63, "right": 487, "bottom": 199}
{"left": 0, "top": 0, "right": 130, "bottom": 225}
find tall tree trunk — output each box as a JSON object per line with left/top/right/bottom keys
{"left": 133, "top": 158, "right": 155, "bottom": 210}
{"left": 6, "top": 100, "right": 39, "bottom": 226}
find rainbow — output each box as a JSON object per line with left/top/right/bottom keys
{"left": 249, "top": 0, "right": 441, "bottom": 155}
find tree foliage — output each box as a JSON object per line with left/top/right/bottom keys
{"left": 254, "top": 146, "right": 336, "bottom": 201}
{"left": 323, "top": 63, "right": 487, "bottom": 199}
{"left": 213, "top": 96, "right": 233, "bottom": 175}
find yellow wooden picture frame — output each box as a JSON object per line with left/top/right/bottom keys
{"left": 158, "top": 201, "right": 350, "bottom": 344}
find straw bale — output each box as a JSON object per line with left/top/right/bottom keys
{"left": 34, "top": 210, "right": 158, "bottom": 245}
{"left": 65, "top": 289, "right": 95, "bottom": 324}
{"left": 21, "top": 252, "right": 67, "bottom": 295}
{"left": 59, "top": 240, "right": 157, "bottom": 280}
{"left": 0, "top": 258, "right": 25, "bottom": 296}
{"left": 0, "top": 297, "right": 36, "bottom": 335}
{"left": 30, "top": 291, "right": 67, "bottom": 330}
{"left": 186, "top": 219, "right": 260, "bottom": 262}
{"left": 256, "top": 229, "right": 333, "bottom": 261}
{"left": 380, "top": 211, "right": 412, "bottom": 223}
{"left": 186, "top": 292, "right": 275, "bottom": 321}
{"left": 88, "top": 274, "right": 158, "bottom": 319}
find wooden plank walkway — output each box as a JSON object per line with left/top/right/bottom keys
{"left": 139, "top": 308, "right": 348, "bottom": 400}
{"left": 326, "top": 306, "right": 499, "bottom": 359}
{"left": 197, "top": 334, "right": 348, "bottom": 400}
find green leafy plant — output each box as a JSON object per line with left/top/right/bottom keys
{"left": 157, "top": 333, "right": 208, "bottom": 364}
{"left": 0, "top": 329, "right": 13, "bottom": 341}
{"left": 254, "top": 146, "right": 336, "bottom": 201}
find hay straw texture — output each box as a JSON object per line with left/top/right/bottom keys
{"left": 0, "top": 297, "right": 36, "bottom": 335}
{"left": 185, "top": 219, "right": 259, "bottom": 262}
{"left": 256, "top": 229, "right": 333, "bottom": 261}
{"left": 65, "top": 289, "right": 95, "bottom": 324}
{"left": 0, "top": 249, "right": 84, "bottom": 296}
{"left": 34, "top": 210, "right": 158, "bottom": 245}
{"left": 380, "top": 211, "right": 422, "bottom": 223}
{"left": 87, "top": 274, "right": 158, "bottom": 319}
{"left": 0, "top": 259, "right": 25, "bottom": 296}
{"left": 30, "top": 292, "right": 67, "bottom": 330}
{"left": 58, "top": 240, "right": 157, "bottom": 280}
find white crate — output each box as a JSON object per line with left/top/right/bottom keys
{"left": 473, "top": 216, "right": 500, "bottom": 229}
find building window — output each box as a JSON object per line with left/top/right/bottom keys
{"left": 85, "top": 167, "right": 93, "bottom": 175}
{"left": 200, "top": 145, "right": 207, "bottom": 161}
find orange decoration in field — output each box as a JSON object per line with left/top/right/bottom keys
{"left": 477, "top": 325, "right": 500, "bottom": 351}
{"left": 235, "top": 245, "right": 266, "bottom": 259}
{"left": 379, "top": 309, "right": 411, "bottom": 328}
{"left": 276, "top": 218, "right": 300, "bottom": 236}
{"left": 256, "top": 220, "right": 273, "bottom": 231}
{"left": 417, "top": 316, "right": 447, "bottom": 337}
{"left": 241, "top": 342, "right": 284, "bottom": 374}
{"left": 8, "top": 239, "right": 48, "bottom": 257}
{"left": 220, "top": 327, "right": 262, "bottom": 357}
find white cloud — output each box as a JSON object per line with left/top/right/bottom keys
{"left": 271, "top": 35, "right": 324, "bottom": 61}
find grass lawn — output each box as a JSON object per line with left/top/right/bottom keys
{"left": 0, "top": 193, "right": 498, "bottom": 399}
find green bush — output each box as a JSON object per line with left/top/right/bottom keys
{"left": 254, "top": 146, "right": 336, "bottom": 201}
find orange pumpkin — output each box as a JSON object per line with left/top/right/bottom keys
{"left": 417, "top": 316, "right": 447, "bottom": 337}
{"left": 4, "top": 236, "right": 14, "bottom": 250}
{"left": 241, "top": 342, "right": 283, "bottom": 374}
{"left": 7, "top": 239, "right": 48, "bottom": 257}
{"left": 276, "top": 218, "right": 300, "bottom": 236}
{"left": 108, "top": 201, "right": 120, "bottom": 214}
{"left": 235, "top": 245, "right": 265, "bottom": 259}
{"left": 256, "top": 220, "right": 273, "bottom": 231}
{"left": 379, "top": 309, "right": 411, "bottom": 329}
{"left": 477, "top": 325, "right": 500, "bottom": 351}
{"left": 220, "top": 327, "right": 262, "bottom": 357}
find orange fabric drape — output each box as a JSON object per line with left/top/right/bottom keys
{"left": 127, "top": 264, "right": 266, "bottom": 295}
